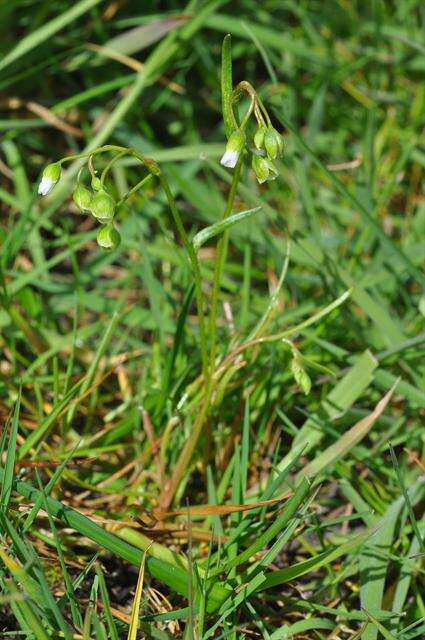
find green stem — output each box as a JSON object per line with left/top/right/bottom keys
{"left": 161, "top": 159, "right": 244, "bottom": 510}
{"left": 207, "top": 157, "right": 243, "bottom": 379}
{"left": 60, "top": 145, "right": 209, "bottom": 377}
{"left": 101, "top": 150, "right": 129, "bottom": 184}
{"left": 158, "top": 174, "right": 209, "bottom": 379}
{"left": 116, "top": 174, "right": 154, "bottom": 206}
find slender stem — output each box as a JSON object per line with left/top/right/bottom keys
{"left": 161, "top": 159, "right": 244, "bottom": 510}
{"left": 116, "top": 174, "right": 153, "bottom": 206}
{"left": 158, "top": 174, "right": 209, "bottom": 379}
{"left": 207, "top": 157, "right": 243, "bottom": 377}
{"left": 61, "top": 145, "right": 209, "bottom": 375}
{"left": 101, "top": 150, "right": 129, "bottom": 184}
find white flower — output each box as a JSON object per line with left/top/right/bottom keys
{"left": 220, "top": 128, "right": 245, "bottom": 170}
{"left": 38, "top": 176, "right": 56, "bottom": 196}
{"left": 38, "top": 162, "right": 61, "bottom": 196}
{"left": 220, "top": 149, "right": 239, "bottom": 168}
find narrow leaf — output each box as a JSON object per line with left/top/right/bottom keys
{"left": 193, "top": 207, "right": 261, "bottom": 250}
{"left": 221, "top": 34, "right": 235, "bottom": 137}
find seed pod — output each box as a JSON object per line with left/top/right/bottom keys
{"left": 91, "top": 176, "right": 102, "bottom": 191}
{"left": 264, "top": 126, "right": 283, "bottom": 159}
{"left": 72, "top": 184, "right": 92, "bottom": 211}
{"left": 97, "top": 224, "right": 121, "bottom": 250}
{"left": 254, "top": 126, "right": 267, "bottom": 150}
{"left": 90, "top": 190, "right": 115, "bottom": 223}
{"left": 252, "top": 155, "right": 270, "bottom": 184}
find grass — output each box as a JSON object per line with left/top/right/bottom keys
{"left": 0, "top": 1, "right": 424, "bottom": 638}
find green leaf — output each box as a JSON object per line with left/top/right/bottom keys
{"left": 0, "top": 390, "right": 20, "bottom": 511}
{"left": 0, "top": 469, "right": 231, "bottom": 613}
{"left": 193, "top": 206, "right": 261, "bottom": 250}
{"left": 221, "top": 34, "right": 235, "bottom": 137}
{"left": 260, "top": 530, "right": 371, "bottom": 591}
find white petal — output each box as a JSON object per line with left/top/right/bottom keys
{"left": 38, "top": 176, "right": 55, "bottom": 196}
{"left": 220, "top": 150, "right": 238, "bottom": 168}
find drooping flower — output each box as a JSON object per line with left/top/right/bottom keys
{"left": 38, "top": 163, "right": 61, "bottom": 196}
{"left": 220, "top": 128, "right": 246, "bottom": 168}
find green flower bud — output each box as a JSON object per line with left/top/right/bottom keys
{"left": 72, "top": 184, "right": 92, "bottom": 211}
{"left": 220, "top": 128, "right": 246, "bottom": 168}
{"left": 97, "top": 224, "right": 121, "bottom": 250}
{"left": 254, "top": 126, "right": 267, "bottom": 150}
{"left": 291, "top": 354, "right": 311, "bottom": 395}
{"left": 90, "top": 190, "right": 115, "bottom": 223}
{"left": 38, "top": 162, "right": 61, "bottom": 196}
{"left": 264, "top": 126, "right": 283, "bottom": 159}
{"left": 91, "top": 176, "right": 102, "bottom": 191}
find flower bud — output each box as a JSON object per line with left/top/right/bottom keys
{"left": 91, "top": 176, "right": 102, "bottom": 191}
{"left": 90, "top": 190, "right": 115, "bottom": 223}
{"left": 97, "top": 224, "right": 121, "bottom": 250}
{"left": 72, "top": 184, "right": 92, "bottom": 211}
{"left": 38, "top": 162, "right": 61, "bottom": 196}
{"left": 254, "top": 126, "right": 267, "bottom": 150}
{"left": 220, "top": 128, "right": 245, "bottom": 169}
{"left": 291, "top": 354, "right": 311, "bottom": 395}
{"left": 264, "top": 126, "right": 283, "bottom": 160}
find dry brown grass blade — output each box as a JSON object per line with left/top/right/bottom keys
{"left": 26, "top": 101, "right": 85, "bottom": 137}
{"left": 4, "top": 97, "right": 84, "bottom": 137}
{"left": 86, "top": 43, "right": 184, "bottom": 94}
{"left": 153, "top": 493, "right": 292, "bottom": 520}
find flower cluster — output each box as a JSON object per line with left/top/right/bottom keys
{"left": 38, "top": 161, "right": 121, "bottom": 250}
{"left": 219, "top": 82, "right": 284, "bottom": 184}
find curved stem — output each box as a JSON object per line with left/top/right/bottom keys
{"left": 101, "top": 150, "right": 129, "bottom": 184}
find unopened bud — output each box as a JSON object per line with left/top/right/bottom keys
{"left": 90, "top": 190, "right": 115, "bottom": 222}
{"left": 91, "top": 176, "right": 102, "bottom": 191}
{"left": 97, "top": 224, "right": 121, "bottom": 250}
{"left": 291, "top": 354, "right": 311, "bottom": 395}
{"left": 220, "top": 128, "right": 245, "bottom": 169}
{"left": 38, "top": 163, "right": 61, "bottom": 196}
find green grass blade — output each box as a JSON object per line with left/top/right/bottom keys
{"left": 0, "top": 0, "right": 104, "bottom": 72}
{"left": 0, "top": 389, "right": 21, "bottom": 511}
{"left": 192, "top": 206, "right": 261, "bottom": 250}
{"left": 221, "top": 34, "right": 234, "bottom": 137}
